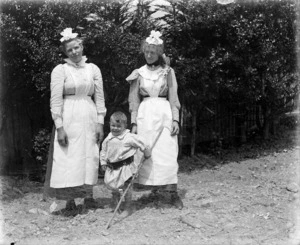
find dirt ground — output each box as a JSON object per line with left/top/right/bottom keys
{"left": 1, "top": 130, "right": 300, "bottom": 245}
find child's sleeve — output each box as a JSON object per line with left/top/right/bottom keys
{"left": 100, "top": 137, "right": 108, "bottom": 166}
{"left": 128, "top": 134, "right": 151, "bottom": 158}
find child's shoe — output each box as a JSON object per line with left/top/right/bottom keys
{"left": 83, "top": 197, "right": 99, "bottom": 209}
{"left": 120, "top": 189, "right": 135, "bottom": 217}
{"left": 111, "top": 191, "right": 121, "bottom": 210}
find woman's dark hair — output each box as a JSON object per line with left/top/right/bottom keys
{"left": 157, "top": 55, "right": 166, "bottom": 67}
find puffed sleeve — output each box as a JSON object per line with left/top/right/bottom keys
{"left": 167, "top": 68, "right": 181, "bottom": 122}
{"left": 100, "top": 136, "right": 109, "bottom": 166}
{"left": 92, "top": 64, "right": 107, "bottom": 124}
{"left": 126, "top": 134, "right": 148, "bottom": 151}
{"left": 50, "top": 64, "right": 65, "bottom": 129}
{"left": 126, "top": 134, "right": 151, "bottom": 158}
{"left": 127, "top": 69, "right": 141, "bottom": 124}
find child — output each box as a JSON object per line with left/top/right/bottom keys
{"left": 100, "top": 111, "right": 151, "bottom": 216}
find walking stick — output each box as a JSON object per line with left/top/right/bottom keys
{"left": 105, "top": 127, "right": 165, "bottom": 229}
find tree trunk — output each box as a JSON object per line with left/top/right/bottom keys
{"left": 240, "top": 120, "right": 247, "bottom": 143}
{"left": 263, "top": 107, "right": 271, "bottom": 139}
{"left": 0, "top": 64, "right": 6, "bottom": 174}
{"left": 255, "top": 104, "right": 263, "bottom": 132}
{"left": 235, "top": 115, "right": 246, "bottom": 144}
{"left": 263, "top": 120, "right": 270, "bottom": 139}
{"left": 191, "top": 107, "right": 197, "bottom": 157}
{"left": 270, "top": 117, "right": 279, "bottom": 136}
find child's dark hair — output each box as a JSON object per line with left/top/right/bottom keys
{"left": 110, "top": 111, "right": 127, "bottom": 126}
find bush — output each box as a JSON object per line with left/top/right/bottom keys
{"left": 279, "top": 113, "right": 299, "bottom": 130}
{"left": 32, "top": 128, "right": 51, "bottom": 181}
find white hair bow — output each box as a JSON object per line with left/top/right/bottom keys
{"left": 60, "top": 28, "right": 78, "bottom": 42}
{"left": 146, "top": 30, "right": 163, "bottom": 45}
{"left": 216, "top": 0, "right": 235, "bottom": 4}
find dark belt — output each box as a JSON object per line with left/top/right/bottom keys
{"left": 143, "top": 95, "right": 167, "bottom": 98}
{"left": 107, "top": 156, "right": 134, "bottom": 170}
{"left": 64, "top": 94, "right": 92, "bottom": 97}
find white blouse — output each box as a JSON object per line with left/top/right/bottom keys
{"left": 50, "top": 56, "right": 106, "bottom": 128}
{"left": 100, "top": 129, "right": 149, "bottom": 165}
{"left": 127, "top": 65, "right": 181, "bottom": 124}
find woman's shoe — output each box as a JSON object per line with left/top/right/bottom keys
{"left": 61, "top": 199, "right": 78, "bottom": 217}
{"left": 66, "top": 199, "right": 76, "bottom": 211}
{"left": 171, "top": 192, "right": 183, "bottom": 210}
{"left": 148, "top": 189, "right": 160, "bottom": 202}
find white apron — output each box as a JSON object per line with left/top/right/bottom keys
{"left": 136, "top": 97, "right": 178, "bottom": 185}
{"left": 50, "top": 64, "right": 99, "bottom": 188}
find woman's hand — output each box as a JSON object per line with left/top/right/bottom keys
{"left": 57, "top": 127, "right": 68, "bottom": 147}
{"left": 171, "top": 121, "right": 180, "bottom": 136}
{"left": 96, "top": 123, "right": 104, "bottom": 146}
{"left": 131, "top": 124, "right": 137, "bottom": 134}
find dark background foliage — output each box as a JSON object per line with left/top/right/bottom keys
{"left": 0, "top": 0, "right": 298, "bottom": 179}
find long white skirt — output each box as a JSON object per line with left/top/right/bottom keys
{"left": 136, "top": 97, "right": 178, "bottom": 185}
{"left": 50, "top": 95, "right": 99, "bottom": 188}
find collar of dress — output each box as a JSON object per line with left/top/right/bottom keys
{"left": 107, "top": 129, "right": 130, "bottom": 141}
{"left": 64, "top": 56, "right": 88, "bottom": 68}
{"left": 138, "top": 65, "right": 169, "bottom": 81}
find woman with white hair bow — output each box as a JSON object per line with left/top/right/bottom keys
{"left": 45, "top": 28, "right": 106, "bottom": 216}
{"left": 127, "top": 30, "right": 183, "bottom": 210}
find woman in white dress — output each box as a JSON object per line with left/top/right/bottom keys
{"left": 47, "top": 28, "right": 106, "bottom": 214}
{"left": 127, "top": 31, "right": 183, "bottom": 209}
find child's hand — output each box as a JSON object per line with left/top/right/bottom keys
{"left": 144, "top": 147, "right": 151, "bottom": 159}
{"left": 101, "top": 165, "right": 107, "bottom": 171}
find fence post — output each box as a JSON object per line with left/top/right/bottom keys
{"left": 178, "top": 104, "right": 184, "bottom": 158}
{"left": 191, "top": 107, "right": 197, "bottom": 156}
